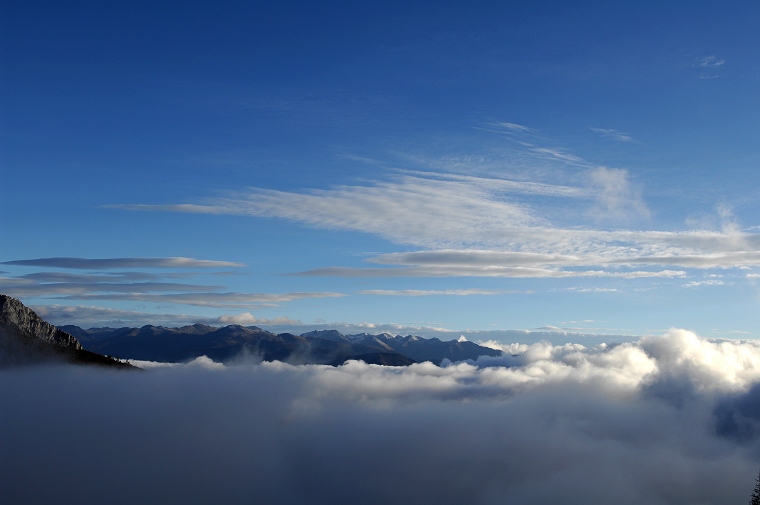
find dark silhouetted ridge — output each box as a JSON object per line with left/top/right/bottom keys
{"left": 0, "top": 295, "right": 136, "bottom": 369}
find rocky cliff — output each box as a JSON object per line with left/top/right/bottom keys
{"left": 0, "top": 294, "right": 134, "bottom": 369}
{"left": 1, "top": 294, "right": 82, "bottom": 349}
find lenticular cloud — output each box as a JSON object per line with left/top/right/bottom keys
{"left": 3, "top": 329, "right": 760, "bottom": 505}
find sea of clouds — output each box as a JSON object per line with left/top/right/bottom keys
{"left": 3, "top": 329, "right": 760, "bottom": 504}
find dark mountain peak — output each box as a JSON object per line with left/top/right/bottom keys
{"left": 86, "top": 326, "right": 124, "bottom": 334}
{"left": 346, "top": 332, "right": 373, "bottom": 341}
{"left": 0, "top": 294, "right": 135, "bottom": 369}
{"left": 301, "top": 329, "right": 347, "bottom": 341}
{"left": 173, "top": 324, "right": 215, "bottom": 335}
{"left": 400, "top": 335, "right": 421, "bottom": 341}
{"left": 1, "top": 295, "right": 81, "bottom": 350}
{"left": 77, "top": 327, "right": 134, "bottom": 341}
{"left": 363, "top": 336, "right": 395, "bottom": 351}
{"left": 213, "top": 325, "right": 273, "bottom": 337}
{"left": 137, "top": 325, "right": 167, "bottom": 337}
{"left": 276, "top": 332, "right": 303, "bottom": 340}
{"left": 58, "top": 324, "right": 94, "bottom": 342}
{"left": 218, "top": 324, "right": 263, "bottom": 335}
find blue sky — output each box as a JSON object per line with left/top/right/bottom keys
{"left": 2, "top": 1, "right": 760, "bottom": 340}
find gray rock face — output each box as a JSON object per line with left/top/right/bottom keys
{"left": 0, "top": 294, "right": 82, "bottom": 350}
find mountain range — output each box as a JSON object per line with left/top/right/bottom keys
{"left": 60, "top": 324, "right": 503, "bottom": 366}
{"left": 0, "top": 293, "right": 502, "bottom": 367}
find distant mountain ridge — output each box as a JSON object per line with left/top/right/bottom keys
{"left": 60, "top": 324, "right": 502, "bottom": 366}
{"left": 302, "top": 329, "right": 502, "bottom": 363}
{"left": 0, "top": 295, "right": 135, "bottom": 369}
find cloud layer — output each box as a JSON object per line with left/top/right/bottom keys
{"left": 2, "top": 330, "right": 760, "bottom": 504}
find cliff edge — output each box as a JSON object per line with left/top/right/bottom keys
{"left": 0, "top": 294, "right": 135, "bottom": 369}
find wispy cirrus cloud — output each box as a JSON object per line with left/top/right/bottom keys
{"left": 299, "top": 265, "right": 685, "bottom": 279}
{"left": 31, "top": 304, "right": 302, "bottom": 328}
{"left": 611, "top": 252, "right": 760, "bottom": 268}
{"left": 110, "top": 120, "right": 654, "bottom": 252}
{"left": 1, "top": 255, "right": 342, "bottom": 312}
{"left": 297, "top": 234, "right": 760, "bottom": 279}
{"left": 488, "top": 121, "right": 535, "bottom": 133}
{"left": 1, "top": 257, "right": 245, "bottom": 269}
{"left": 587, "top": 166, "right": 649, "bottom": 220}
{"left": 111, "top": 174, "right": 549, "bottom": 248}
{"left": 697, "top": 55, "right": 725, "bottom": 68}
{"left": 405, "top": 171, "right": 590, "bottom": 198}
{"left": 0, "top": 275, "right": 342, "bottom": 309}
{"left": 589, "top": 127, "right": 635, "bottom": 142}
{"left": 0, "top": 278, "right": 221, "bottom": 297}
{"left": 32, "top": 304, "right": 204, "bottom": 327}
{"left": 17, "top": 271, "right": 183, "bottom": 283}
{"left": 110, "top": 171, "right": 760, "bottom": 280}
{"left": 383, "top": 244, "right": 760, "bottom": 270}
{"left": 472, "top": 120, "right": 538, "bottom": 136}
{"left": 357, "top": 289, "right": 503, "bottom": 296}
{"left": 111, "top": 172, "right": 651, "bottom": 250}
{"left": 471, "top": 119, "right": 599, "bottom": 172}
{"left": 528, "top": 147, "right": 589, "bottom": 166}
{"left": 371, "top": 250, "right": 580, "bottom": 267}
{"left": 683, "top": 280, "right": 725, "bottom": 288}
{"left": 563, "top": 287, "right": 619, "bottom": 293}
{"left": 105, "top": 125, "right": 760, "bottom": 284}
{"left": 58, "top": 291, "right": 344, "bottom": 309}
{"left": 696, "top": 55, "right": 725, "bottom": 79}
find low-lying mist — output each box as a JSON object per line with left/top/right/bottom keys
{"left": 2, "top": 329, "right": 760, "bottom": 504}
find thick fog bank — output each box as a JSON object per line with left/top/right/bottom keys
{"left": 2, "top": 329, "right": 760, "bottom": 504}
